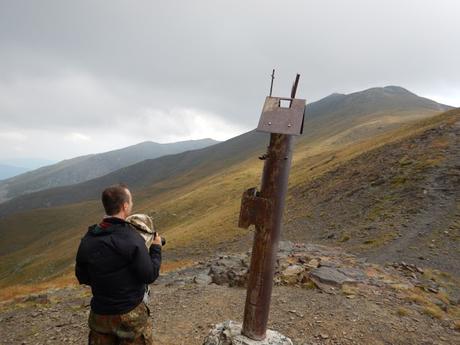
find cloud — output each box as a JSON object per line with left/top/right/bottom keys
{"left": 65, "top": 132, "right": 92, "bottom": 142}
{"left": 124, "top": 107, "right": 247, "bottom": 142}
{"left": 0, "top": 72, "right": 126, "bottom": 129}
{"left": 0, "top": 0, "right": 459, "bottom": 160}
{"left": 0, "top": 131, "right": 27, "bottom": 141}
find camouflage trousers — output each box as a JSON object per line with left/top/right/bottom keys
{"left": 88, "top": 302, "right": 154, "bottom": 345}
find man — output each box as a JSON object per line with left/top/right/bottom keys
{"left": 75, "top": 184, "right": 162, "bottom": 345}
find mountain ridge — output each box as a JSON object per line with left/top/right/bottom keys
{"left": 0, "top": 138, "right": 219, "bottom": 203}
{"left": 0, "top": 164, "right": 29, "bottom": 181}
{"left": 0, "top": 86, "right": 451, "bottom": 218}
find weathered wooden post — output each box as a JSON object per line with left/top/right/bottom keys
{"left": 238, "top": 73, "right": 306, "bottom": 340}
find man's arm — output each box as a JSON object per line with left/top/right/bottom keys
{"left": 75, "top": 242, "right": 91, "bottom": 285}
{"left": 129, "top": 236, "right": 162, "bottom": 284}
{"left": 148, "top": 244, "right": 162, "bottom": 283}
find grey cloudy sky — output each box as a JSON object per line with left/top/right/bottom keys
{"left": 0, "top": 0, "right": 459, "bottom": 161}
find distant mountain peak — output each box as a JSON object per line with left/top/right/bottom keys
{"left": 306, "top": 85, "right": 451, "bottom": 120}
{"left": 133, "top": 138, "right": 219, "bottom": 147}
{"left": 326, "top": 92, "right": 346, "bottom": 99}
{"left": 354, "top": 85, "right": 412, "bottom": 96}
{"left": 382, "top": 85, "right": 411, "bottom": 93}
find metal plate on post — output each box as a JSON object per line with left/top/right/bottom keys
{"left": 256, "top": 96, "right": 306, "bottom": 135}
{"left": 238, "top": 187, "right": 272, "bottom": 229}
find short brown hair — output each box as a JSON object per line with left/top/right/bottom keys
{"left": 101, "top": 184, "right": 130, "bottom": 215}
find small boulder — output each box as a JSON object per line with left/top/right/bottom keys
{"left": 194, "top": 273, "right": 212, "bottom": 285}
{"left": 310, "top": 266, "right": 358, "bottom": 287}
{"left": 278, "top": 241, "right": 293, "bottom": 253}
{"left": 280, "top": 265, "right": 305, "bottom": 285}
{"left": 24, "top": 294, "right": 49, "bottom": 304}
{"left": 202, "top": 320, "right": 293, "bottom": 345}
{"left": 306, "top": 259, "right": 320, "bottom": 269}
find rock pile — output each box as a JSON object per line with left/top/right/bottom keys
{"left": 192, "top": 241, "right": 369, "bottom": 294}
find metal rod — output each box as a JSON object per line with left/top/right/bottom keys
{"left": 269, "top": 69, "right": 275, "bottom": 97}
{"left": 241, "top": 74, "right": 300, "bottom": 340}
{"left": 290, "top": 73, "right": 300, "bottom": 99}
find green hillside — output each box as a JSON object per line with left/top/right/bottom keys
{"left": 0, "top": 86, "right": 454, "bottom": 290}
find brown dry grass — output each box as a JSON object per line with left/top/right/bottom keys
{"left": 0, "top": 271, "right": 77, "bottom": 302}
{"left": 0, "top": 258, "right": 194, "bottom": 302}
{"left": 422, "top": 305, "right": 444, "bottom": 320}
{"left": 160, "top": 259, "right": 195, "bottom": 273}
{"left": 397, "top": 307, "right": 411, "bottom": 317}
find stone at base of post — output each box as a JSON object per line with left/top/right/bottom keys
{"left": 202, "top": 320, "right": 293, "bottom": 345}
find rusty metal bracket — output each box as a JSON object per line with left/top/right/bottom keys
{"left": 238, "top": 187, "right": 272, "bottom": 229}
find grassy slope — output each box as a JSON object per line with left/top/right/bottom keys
{"left": 285, "top": 108, "right": 460, "bottom": 274}
{"left": 0, "top": 86, "right": 450, "bottom": 218}
{"left": 0, "top": 106, "right": 449, "bottom": 289}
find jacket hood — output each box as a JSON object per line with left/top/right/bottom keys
{"left": 88, "top": 217, "right": 129, "bottom": 236}
{"left": 88, "top": 223, "right": 125, "bottom": 236}
{"left": 88, "top": 224, "right": 111, "bottom": 236}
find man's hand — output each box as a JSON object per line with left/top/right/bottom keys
{"left": 152, "top": 233, "right": 162, "bottom": 247}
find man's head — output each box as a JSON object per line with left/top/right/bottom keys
{"left": 101, "top": 184, "right": 133, "bottom": 219}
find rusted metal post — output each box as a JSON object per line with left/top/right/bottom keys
{"left": 239, "top": 74, "right": 305, "bottom": 340}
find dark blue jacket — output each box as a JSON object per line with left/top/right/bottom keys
{"left": 75, "top": 217, "right": 161, "bottom": 314}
